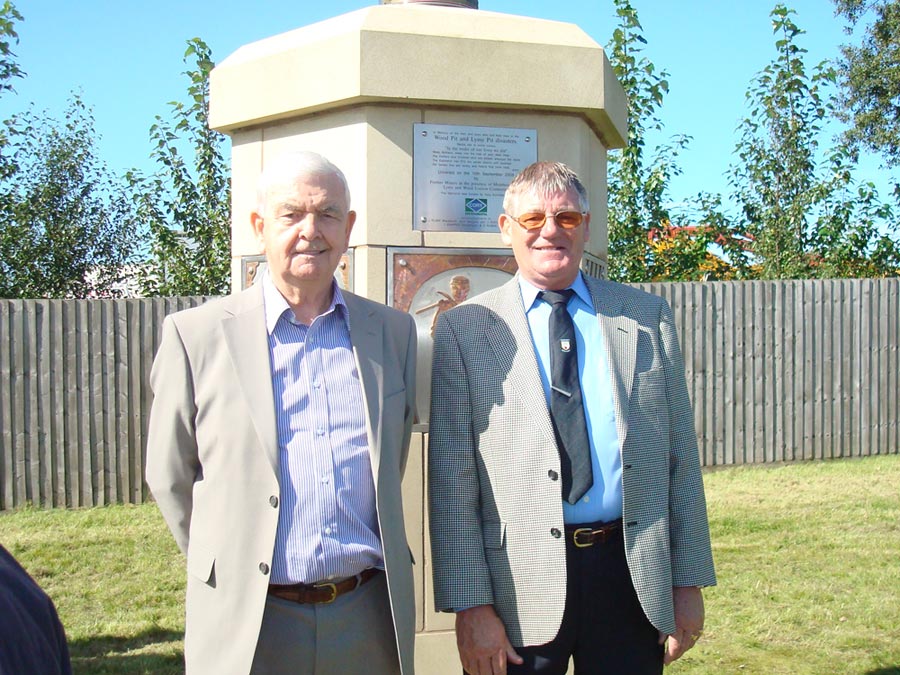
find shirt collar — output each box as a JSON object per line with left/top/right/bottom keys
{"left": 518, "top": 272, "right": 592, "bottom": 311}
{"left": 261, "top": 271, "right": 347, "bottom": 333}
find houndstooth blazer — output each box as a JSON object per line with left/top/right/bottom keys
{"left": 428, "top": 273, "right": 716, "bottom": 646}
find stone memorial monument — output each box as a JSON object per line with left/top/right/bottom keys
{"left": 209, "top": 1, "right": 627, "bottom": 669}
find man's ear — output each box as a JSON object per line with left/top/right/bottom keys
{"left": 343, "top": 210, "right": 357, "bottom": 248}
{"left": 498, "top": 213, "right": 513, "bottom": 246}
{"left": 583, "top": 212, "right": 591, "bottom": 244}
{"left": 250, "top": 211, "right": 266, "bottom": 253}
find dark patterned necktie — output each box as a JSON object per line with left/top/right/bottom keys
{"left": 540, "top": 289, "right": 593, "bottom": 504}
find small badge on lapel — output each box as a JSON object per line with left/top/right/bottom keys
{"left": 560, "top": 339, "right": 571, "bottom": 352}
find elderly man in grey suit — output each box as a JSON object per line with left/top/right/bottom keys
{"left": 429, "top": 161, "right": 716, "bottom": 675}
{"left": 146, "top": 151, "right": 416, "bottom": 674}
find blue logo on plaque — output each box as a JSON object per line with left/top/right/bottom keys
{"left": 465, "top": 198, "right": 488, "bottom": 214}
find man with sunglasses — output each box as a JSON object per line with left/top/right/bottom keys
{"left": 429, "top": 161, "right": 716, "bottom": 675}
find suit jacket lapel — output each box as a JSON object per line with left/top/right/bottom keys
{"left": 585, "top": 276, "right": 637, "bottom": 450}
{"left": 344, "top": 293, "right": 385, "bottom": 478}
{"left": 221, "top": 285, "right": 280, "bottom": 474}
{"left": 484, "top": 277, "right": 558, "bottom": 449}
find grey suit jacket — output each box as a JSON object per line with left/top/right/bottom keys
{"left": 146, "top": 284, "right": 417, "bottom": 675}
{"left": 428, "top": 274, "right": 715, "bottom": 646}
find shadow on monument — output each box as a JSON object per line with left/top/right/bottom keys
{"left": 69, "top": 628, "right": 183, "bottom": 675}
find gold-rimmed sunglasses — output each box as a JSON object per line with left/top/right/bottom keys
{"left": 508, "top": 210, "right": 586, "bottom": 230}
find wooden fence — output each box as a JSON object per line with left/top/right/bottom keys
{"left": 0, "top": 297, "right": 208, "bottom": 510}
{"left": 0, "top": 278, "right": 897, "bottom": 509}
{"left": 636, "top": 278, "right": 899, "bottom": 466}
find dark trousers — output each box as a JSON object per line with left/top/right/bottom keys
{"left": 508, "top": 522, "right": 663, "bottom": 675}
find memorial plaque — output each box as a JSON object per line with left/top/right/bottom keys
{"left": 413, "top": 123, "right": 537, "bottom": 233}
{"left": 388, "top": 247, "right": 518, "bottom": 423}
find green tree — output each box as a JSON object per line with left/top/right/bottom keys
{"left": 605, "top": 0, "right": 683, "bottom": 282}
{"left": 0, "top": 0, "right": 23, "bottom": 182}
{"left": 130, "top": 38, "right": 231, "bottom": 297}
{"left": 0, "top": 1, "right": 22, "bottom": 99}
{"left": 0, "top": 97, "right": 141, "bottom": 298}
{"left": 809, "top": 146, "right": 900, "bottom": 276}
{"left": 605, "top": 0, "right": 741, "bottom": 282}
{"left": 728, "top": 5, "right": 899, "bottom": 279}
{"left": 729, "top": 5, "right": 831, "bottom": 279}
{"left": 0, "top": 4, "right": 140, "bottom": 298}
{"left": 833, "top": 0, "right": 900, "bottom": 167}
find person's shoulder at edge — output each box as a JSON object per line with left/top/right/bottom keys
{"left": 583, "top": 273, "right": 670, "bottom": 309}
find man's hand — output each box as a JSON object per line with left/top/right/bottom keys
{"left": 455, "top": 605, "right": 523, "bottom": 675}
{"left": 658, "top": 586, "right": 705, "bottom": 665}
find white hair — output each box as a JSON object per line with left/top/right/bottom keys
{"left": 255, "top": 151, "right": 352, "bottom": 212}
{"left": 502, "top": 161, "right": 589, "bottom": 215}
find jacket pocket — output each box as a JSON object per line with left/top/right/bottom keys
{"left": 187, "top": 543, "right": 216, "bottom": 585}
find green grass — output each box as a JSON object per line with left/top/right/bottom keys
{"left": 0, "top": 455, "right": 898, "bottom": 674}
{"left": 671, "top": 454, "right": 900, "bottom": 675}
{"left": 0, "top": 504, "right": 184, "bottom": 674}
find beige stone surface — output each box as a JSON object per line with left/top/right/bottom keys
{"left": 402, "top": 431, "right": 426, "bottom": 632}
{"left": 351, "top": 244, "right": 388, "bottom": 301}
{"left": 229, "top": 129, "right": 263, "bottom": 289}
{"left": 210, "top": 4, "right": 626, "bottom": 149}
{"left": 414, "top": 630, "right": 459, "bottom": 674}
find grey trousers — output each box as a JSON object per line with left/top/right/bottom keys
{"left": 250, "top": 571, "right": 401, "bottom": 674}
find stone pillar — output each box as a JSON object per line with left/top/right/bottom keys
{"left": 209, "top": 5, "right": 626, "bottom": 671}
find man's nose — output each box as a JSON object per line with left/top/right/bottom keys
{"left": 539, "top": 214, "right": 564, "bottom": 236}
{"left": 295, "top": 213, "right": 320, "bottom": 238}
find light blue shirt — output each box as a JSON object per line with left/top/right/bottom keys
{"left": 520, "top": 273, "right": 623, "bottom": 524}
{"left": 262, "top": 273, "right": 382, "bottom": 584}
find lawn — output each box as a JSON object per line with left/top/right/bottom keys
{"left": 1, "top": 454, "right": 898, "bottom": 675}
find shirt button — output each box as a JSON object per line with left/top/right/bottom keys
{"left": 324, "top": 527, "right": 332, "bottom": 535}
{"left": 321, "top": 475, "right": 330, "bottom": 484}
{"left": 313, "top": 381, "right": 322, "bottom": 389}
{"left": 582, "top": 495, "right": 590, "bottom": 503}
{"left": 269, "top": 495, "right": 279, "bottom": 508}
{"left": 550, "top": 528, "right": 561, "bottom": 538}
{"left": 259, "top": 562, "right": 270, "bottom": 575}
{"left": 548, "top": 470, "right": 558, "bottom": 481}
{"left": 316, "top": 428, "right": 325, "bottom": 436}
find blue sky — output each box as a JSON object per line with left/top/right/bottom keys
{"left": 4, "top": 0, "right": 896, "bottom": 208}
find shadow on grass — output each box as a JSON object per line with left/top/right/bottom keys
{"left": 865, "top": 669, "right": 900, "bottom": 675}
{"left": 69, "top": 628, "right": 183, "bottom": 675}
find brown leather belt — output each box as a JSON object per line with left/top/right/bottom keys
{"left": 268, "top": 568, "right": 380, "bottom": 604}
{"left": 565, "top": 519, "right": 623, "bottom": 548}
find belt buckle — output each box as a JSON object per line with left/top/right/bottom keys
{"left": 314, "top": 582, "right": 338, "bottom": 603}
{"left": 572, "top": 527, "right": 594, "bottom": 548}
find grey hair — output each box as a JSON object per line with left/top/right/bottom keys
{"left": 255, "top": 151, "right": 352, "bottom": 213}
{"left": 502, "top": 161, "right": 589, "bottom": 215}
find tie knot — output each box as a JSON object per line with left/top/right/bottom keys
{"left": 540, "top": 289, "right": 575, "bottom": 307}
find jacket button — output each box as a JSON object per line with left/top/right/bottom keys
{"left": 269, "top": 495, "right": 279, "bottom": 508}
{"left": 259, "top": 562, "right": 270, "bottom": 575}
{"left": 550, "top": 528, "right": 561, "bottom": 538}
{"left": 548, "top": 470, "right": 558, "bottom": 481}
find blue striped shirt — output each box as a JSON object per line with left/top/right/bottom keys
{"left": 520, "top": 273, "right": 623, "bottom": 524}
{"left": 262, "top": 274, "right": 382, "bottom": 584}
